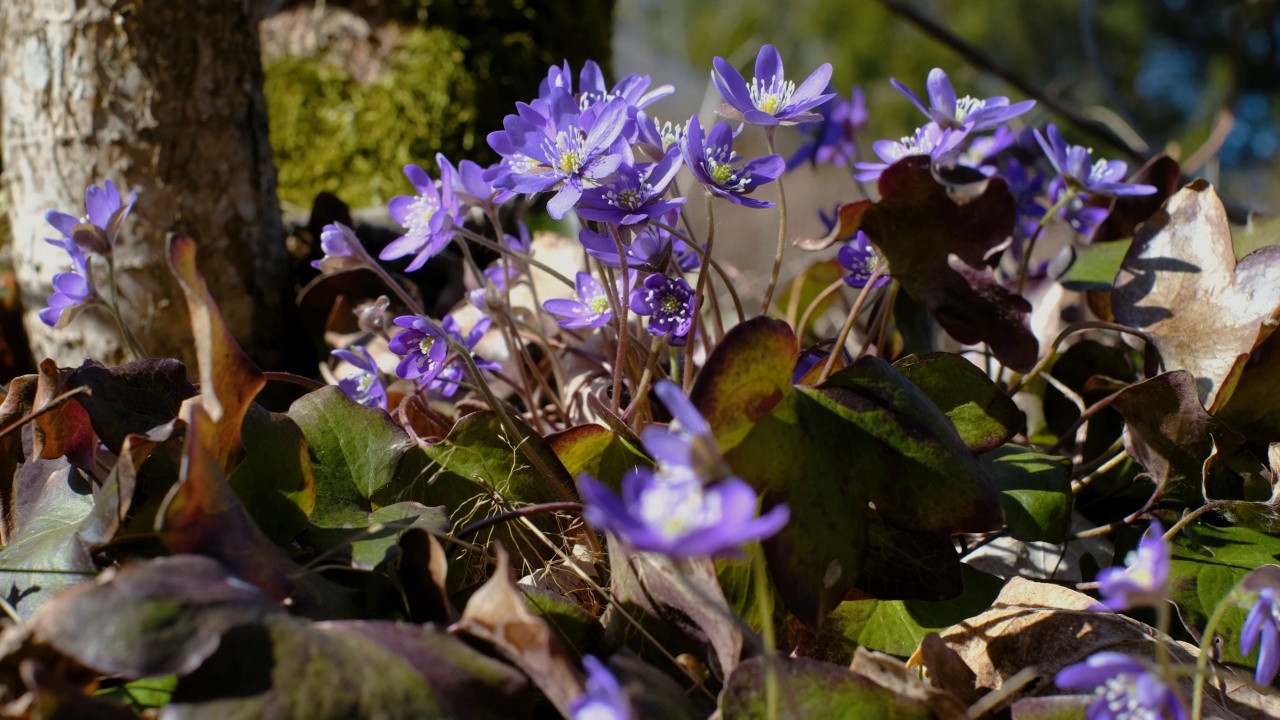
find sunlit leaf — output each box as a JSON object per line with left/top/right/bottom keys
{"left": 981, "top": 444, "right": 1072, "bottom": 543}
{"left": 691, "top": 316, "right": 798, "bottom": 454}
{"left": 894, "top": 352, "right": 1024, "bottom": 453}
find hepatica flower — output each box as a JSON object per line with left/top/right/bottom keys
{"left": 788, "top": 85, "right": 868, "bottom": 170}
{"left": 682, "top": 116, "right": 783, "bottom": 208}
{"left": 332, "top": 346, "right": 386, "bottom": 410}
{"left": 382, "top": 163, "right": 461, "bottom": 271}
{"left": 543, "top": 271, "right": 633, "bottom": 330}
{"left": 388, "top": 315, "right": 449, "bottom": 383}
{"left": 1056, "top": 653, "right": 1185, "bottom": 720}
{"left": 39, "top": 238, "right": 95, "bottom": 328}
{"left": 569, "top": 655, "right": 631, "bottom": 720}
{"left": 629, "top": 273, "right": 695, "bottom": 341}
{"left": 486, "top": 87, "right": 629, "bottom": 219}
{"left": 45, "top": 179, "right": 137, "bottom": 253}
{"left": 439, "top": 154, "right": 514, "bottom": 212}
{"left": 854, "top": 122, "right": 968, "bottom": 182}
{"left": 1242, "top": 585, "right": 1280, "bottom": 686}
{"left": 837, "top": 232, "right": 888, "bottom": 290}
{"left": 1035, "top": 124, "right": 1156, "bottom": 197}
{"left": 891, "top": 68, "right": 1035, "bottom": 132}
{"left": 635, "top": 111, "right": 688, "bottom": 156}
{"left": 712, "top": 44, "right": 834, "bottom": 126}
{"left": 429, "top": 315, "right": 502, "bottom": 398}
{"left": 642, "top": 380, "right": 730, "bottom": 481}
{"left": 1096, "top": 520, "right": 1169, "bottom": 612}
{"left": 575, "top": 147, "right": 685, "bottom": 227}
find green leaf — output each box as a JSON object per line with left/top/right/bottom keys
{"left": 228, "top": 403, "right": 316, "bottom": 543}
{"left": 806, "top": 357, "right": 1004, "bottom": 535}
{"left": 725, "top": 389, "right": 868, "bottom": 627}
{"left": 0, "top": 462, "right": 96, "bottom": 617}
{"left": 1168, "top": 523, "right": 1280, "bottom": 669}
{"left": 854, "top": 515, "right": 963, "bottom": 600}
{"left": 546, "top": 423, "right": 649, "bottom": 494}
{"left": 290, "top": 386, "right": 411, "bottom": 527}
{"left": 894, "top": 352, "right": 1024, "bottom": 453}
{"left": 97, "top": 676, "right": 178, "bottom": 711}
{"left": 981, "top": 444, "right": 1073, "bottom": 543}
{"left": 720, "top": 656, "right": 932, "bottom": 719}
{"left": 691, "top": 316, "right": 798, "bottom": 453}
{"left": 1058, "top": 239, "right": 1131, "bottom": 291}
{"left": 809, "top": 565, "right": 1004, "bottom": 662}
{"left": 330, "top": 502, "right": 450, "bottom": 571}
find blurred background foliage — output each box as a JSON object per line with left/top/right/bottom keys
{"left": 260, "top": 0, "right": 1280, "bottom": 213}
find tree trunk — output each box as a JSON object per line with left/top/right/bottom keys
{"left": 1, "top": 0, "right": 289, "bottom": 369}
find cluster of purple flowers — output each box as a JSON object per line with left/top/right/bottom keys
{"left": 578, "top": 381, "right": 788, "bottom": 559}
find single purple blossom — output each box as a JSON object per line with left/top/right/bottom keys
{"left": 1055, "top": 653, "right": 1186, "bottom": 720}
{"left": 788, "top": 86, "right": 868, "bottom": 170}
{"left": 438, "top": 154, "right": 514, "bottom": 211}
{"left": 1035, "top": 124, "right": 1156, "bottom": 197}
{"left": 577, "top": 60, "right": 674, "bottom": 116}
{"left": 1096, "top": 520, "right": 1169, "bottom": 612}
{"left": 640, "top": 380, "right": 731, "bottom": 483}
{"left": 388, "top": 315, "right": 449, "bottom": 383}
{"left": 712, "top": 44, "right": 834, "bottom": 126}
{"left": 579, "top": 467, "right": 789, "bottom": 559}
{"left": 332, "top": 346, "right": 387, "bottom": 410}
{"left": 428, "top": 315, "right": 501, "bottom": 398}
{"left": 854, "top": 122, "right": 968, "bottom": 183}
{"left": 891, "top": 68, "right": 1035, "bottom": 132}
{"left": 569, "top": 655, "right": 631, "bottom": 720}
{"left": 575, "top": 147, "right": 686, "bottom": 227}
{"left": 1048, "top": 177, "right": 1110, "bottom": 237}
{"left": 543, "top": 271, "right": 633, "bottom": 329}
{"left": 39, "top": 238, "right": 95, "bottom": 328}
{"left": 837, "top": 232, "right": 889, "bottom": 289}
{"left": 382, "top": 163, "right": 462, "bottom": 271}
{"left": 1242, "top": 585, "right": 1280, "bottom": 686}
{"left": 311, "top": 222, "right": 372, "bottom": 272}
{"left": 635, "top": 112, "right": 689, "bottom": 158}
{"left": 959, "top": 125, "right": 1018, "bottom": 175}
{"left": 681, "top": 116, "right": 784, "bottom": 208}
{"left": 629, "top": 273, "right": 695, "bottom": 342}
{"left": 45, "top": 179, "right": 137, "bottom": 253}
{"left": 579, "top": 219, "right": 698, "bottom": 274}
{"left": 485, "top": 88, "right": 630, "bottom": 219}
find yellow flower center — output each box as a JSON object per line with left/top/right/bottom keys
{"left": 590, "top": 296, "right": 610, "bottom": 315}
{"left": 418, "top": 336, "right": 435, "bottom": 355}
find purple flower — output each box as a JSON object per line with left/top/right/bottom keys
{"left": 579, "top": 220, "right": 698, "bottom": 274}
{"left": 854, "top": 122, "right": 968, "bottom": 183}
{"left": 1048, "top": 177, "right": 1110, "bottom": 237}
{"left": 629, "top": 274, "right": 695, "bottom": 341}
{"left": 569, "top": 655, "right": 631, "bottom": 720}
{"left": 640, "top": 380, "right": 731, "bottom": 483}
{"left": 579, "top": 468, "right": 789, "bottom": 559}
{"left": 468, "top": 262, "right": 522, "bottom": 312}
{"left": 1242, "top": 586, "right": 1280, "bottom": 686}
{"left": 382, "top": 163, "right": 461, "bottom": 271}
{"left": 712, "top": 45, "right": 834, "bottom": 126}
{"left": 333, "top": 346, "right": 386, "bottom": 410}
{"left": 788, "top": 86, "right": 868, "bottom": 170}
{"left": 388, "top": 315, "right": 449, "bottom": 382}
{"left": 1035, "top": 124, "right": 1156, "bottom": 197}
{"left": 1055, "top": 653, "right": 1185, "bottom": 720}
{"left": 635, "top": 112, "right": 689, "bottom": 157}
{"left": 438, "top": 154, "right": 514, "bottom": 211}
{"left": 45, "top": 179, "right": 137, "bottom": 253}
{"left": 575, "top": 147, "right": 685, "bottom": 227}
{"left": 485, "top": 88, "right": 630, "bottom": 219}
{"left": 311, "top": 222, "right": 371, "bottom": 272}
{"left": 428, "top": 315, "right": 501, "bottom": 398}
{"left": 891, "top": 68, "right": 1035, "bottom": 132}
{"left": 505, "top": 220, "right": 532, "bottom": 254}
{"left": 959, "top": 125, "right": 1018, "bottom": 174}
{"left": 837, "top": 232, "right": 888, "bottom": 289}
{"left": 543, "top": 271, "right": 633, "bottom": 329}
{"left": 681, "top": 116, "right": 784, "bottom": 208}
{"left": 577, "top": 60, "right": 674, "bottom": 114}
{"left": 39, "top": 238, "right": 95, "bottom": 328}
{"left": 1096, "top": 520, "right": 1169, "bottom": 612}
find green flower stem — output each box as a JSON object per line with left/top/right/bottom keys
{"left": 101, "top": 256, "right": 148, "bottom": 359}
{"left": 753, "top": 546, "right": 780, "bottom": 720}
{"left": 816, "top": 269, "right": 886, "bottom": 385}
{"left": 1191, "top": 589, "right": 1238, "bottom": 720}
{"left": 683, "top": 193, "right": 717, "bottom": 393}
{"left": 607, "top": 225, "right": 634, "bottom": 414}
{"left": 1016, "top": 187, "right": 1077, "bottom": 294}
{"left": 761, "top": 127, "right": 788, "bottom": 316}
